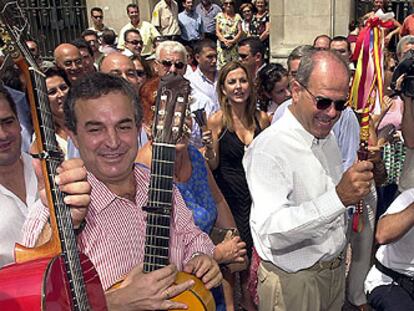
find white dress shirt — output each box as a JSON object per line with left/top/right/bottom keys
{"left": 243, "top": 108, "right": 347, "bottom": 272}
{"left": 0, "top": 153, "right": 39, "bottom": 267}
{"left": 365, "top": 188, "right": 414, "bottom": 294}
{"left": 188, "top": 67, "right": 219, "bottom": 107}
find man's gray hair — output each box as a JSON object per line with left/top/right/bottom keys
{"left": 287, "top": 45, "right": 314, "bottom": 71}
{"left": 296, "top": 50, "right": 350, "bottom": 87}
{"left": 155, "top": 40, "right": 188, "bottom": 63}
{"left": 397, "top": 35, "right": 414, "bottom": 60}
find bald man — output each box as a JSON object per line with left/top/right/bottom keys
{"left": 54, "top": 43, "right": 84, "bottom": 82}
{"left": 99, "top": 52, "right": 142, "bottom": 89}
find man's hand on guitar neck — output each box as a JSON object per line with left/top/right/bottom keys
{"left": 106, "top": 264, "right": 194, "bottom": 310}
{"left": 184, "top": 253, "right": 222, "bottom": 290}
{"left": 32, "top": 157, "right": 90, "bottom": 228}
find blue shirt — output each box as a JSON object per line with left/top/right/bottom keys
{"left": 195, "top": 3, "right": 222, "bottom": 34}
{"left": 178, "top": 10, "right": 203, "bottom": 41}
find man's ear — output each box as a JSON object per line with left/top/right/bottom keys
{"left": 290, "top": 80, "right": 301, "bottom": 103}
{"left": 254, "top": 52, "right": 262, "bottom": 62}
{"left": 194, "top": 53, "right": 201, "bottom": 64}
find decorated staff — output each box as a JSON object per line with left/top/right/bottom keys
{"left": 349, "top": 12, "right": 392, "bottom": 232}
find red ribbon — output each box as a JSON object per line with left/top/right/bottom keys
{"left": 352, "top": 16, "right": 394, "bottom": 62}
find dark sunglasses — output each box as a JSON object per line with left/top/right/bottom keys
{"left": 136, "top": 70, "right": 146, "bottom": 77}
{"left": 126, "top": 40, "right": 143, "bottom": 46}
{"left": 239, "top": 53, "right": 249, "bottom": 60}
{"left": 160, "top": 59, "right": 185, "bottom": 70}
{"left": 297, "top": 81, "right": 348, "bottom": 111}
{"left": 92, "top": 15, "right": 103, "bottom": 19}
{"left": 242, "top": 9, "right": 252, "bottom": 13}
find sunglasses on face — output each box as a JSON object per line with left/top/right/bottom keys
{"left": 92, "top": 15, "right": 103, "bottom": 19}
{"left": 160, "top": 59, "right": 185, "bottom": 70}
{"left": 126, "top": 40, "right": 143, "bottom": 46}
{"left": 297, "top": 81, "right": 348, "bottom": 111}
{"left": 242, "top": 10, "right": 252, "bottom": 13}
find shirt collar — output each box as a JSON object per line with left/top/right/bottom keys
{"left": 88, "top": 165, "right": 151, "bottom": 214}
{"left": 196, "top": 66, "right": 217, "bottom": 84}
{"left": 284, "top": 107, "right": 331, "bottom": 148}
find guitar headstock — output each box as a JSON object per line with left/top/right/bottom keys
{"left": 152, "top": 73, "right": 191, "bottom": 145}
{"left": 0, "top": 1, "right": 37, "bottom": 69}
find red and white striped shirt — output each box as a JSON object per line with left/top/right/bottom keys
{"left": 22, "top": 165, "right": 215, "bottom": 290}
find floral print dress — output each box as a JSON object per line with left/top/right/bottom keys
{"left": 216, "top": 12, "right": 242, "bottom": 69}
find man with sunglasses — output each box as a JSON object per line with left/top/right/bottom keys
{"left": 122, "top": 29, "right": 143, "bottom": 58}
{"left": 155, "top": 40, "right": 216, "bottom": 147}
{"left": 244, "top": 50, "right": 374, "bottom": 310}
{"left": 88, "top": 7, "right": 115, "bottom": 39}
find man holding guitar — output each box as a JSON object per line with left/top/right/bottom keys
{"left": 22, "top": 72, "right": 222, "bottom": 310}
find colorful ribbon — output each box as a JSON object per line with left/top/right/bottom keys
{"left": 349, "top": 16, "right": 390, "bottom": 233}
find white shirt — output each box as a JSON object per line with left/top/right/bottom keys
{"left": 0, "top": 153, "right": 39, "bottom": 267}
{"left": 365, "top": 188, "right": 414, "bottom": 294}
{"left": 188, "top": 89, "right": 218, "bottom": 148}
{"left": 399, "top": 147, "right": 414, "bottom": 192}
{"left": 243, "top": 108, "right": 347, "bottom": 272}
{"left": 188, "top": 67, "right": 219, "bottom": 106}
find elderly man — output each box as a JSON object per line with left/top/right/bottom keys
{"left": 22, "top": 72, "right": 222, "bottom": 310}
{"left": 155, "top": 40, "right": 216, "bottom": 147}
{"left": 54, "top": 43, "right": 84, "bottom": 83}
{"left": 0, "top": 84, "right": 90, "bottom": 268}
{"left": 118, "top": 3, "right": 160, "bottom": 58}
{"left": 244, "top": 50, "right": 374, "bottom": 310}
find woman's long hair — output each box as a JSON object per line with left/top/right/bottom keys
{"left": 217, "top": 61, "right": 257, "bottom": 131}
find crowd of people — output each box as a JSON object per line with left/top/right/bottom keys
{"left": 0, "top": 0, "right": 414, "bottom": 310}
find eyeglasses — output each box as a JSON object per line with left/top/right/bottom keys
{"left": 92, "top": 15, "right": 103, "bottom": 19}
{"left": 242, "top": 9, "right": 252, "bottom": 13}
{"left": 159, "top": 59, "right": 186, "bottom": 70}
{"left": 126, "top": 40, "right": 143, "bottom": 46}
{"left": 297, "top": 80, "right": 348, "bottom": 111}
{"left": 136, "top": 70, "right": 146, "bottom": 77}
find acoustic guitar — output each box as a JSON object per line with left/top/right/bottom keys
{"left": 0, "top": 2, "right": 107, "bottom": 310}
{"left": 111, "top": 74, "right": 216, "bottom": 311}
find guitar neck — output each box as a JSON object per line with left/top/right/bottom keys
{"left": 29, "top": 66, "right": 90, "bottom": 311}
{"left": 144, "top": 143, "right": 176, "bottom": 273}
